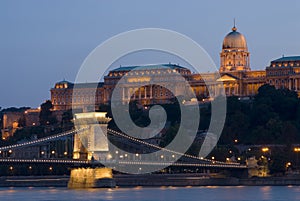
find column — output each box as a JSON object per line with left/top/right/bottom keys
{"left": 122, "top": 87, "right": 125, "bottom": 101}
{"left": 289, "top": 79, "right": 292, "bottom": 90}
{"left": 214, "top": 85, "right": 217, "bottom": 97}
{"left": 139, "top": 88, "right": 141, "bottom": 99}
{"left": 144, "top": 86, "right": 147, "bottom": 98}
{"left": 234, "top": 84, "right": 238, "bottom": 96}
{"left": 246, "top": 84, "right": 248, "bottom": 96}
{"left": 150, "top": 85, "right": 153, "bottom": 98}
{"left": 134, "top": 88, "right": 137, "bottom": 99}
{"left": 128, "top": 88, "right": 131, "bottom": 100}
{"left": 296, "top": 79, "right": 298, "bottom": 91}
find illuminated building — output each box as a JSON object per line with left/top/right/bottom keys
{"left": 50, "top": 25, "right": 300, "bottom": 111}
{"left": 51, "top": 81, "right": 104, "bottom": 111}
{"left": 266, "top": 56, "right": 300, "bottom": 92}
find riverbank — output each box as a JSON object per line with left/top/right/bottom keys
{"left": 115, "top": 174, "right": 300, "bottom": 186}
{"left": 0, "top": 176, "right": 69, "bottom": 187}
{"left": 1, "top": 174, "right": 300, "bottom": 187}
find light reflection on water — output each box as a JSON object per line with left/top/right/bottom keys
{"left": 0, "top": 186, "right": 300, "bottom": 201}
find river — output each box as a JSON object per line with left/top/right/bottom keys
{"left": 0, "top": 186, "right": 300, "bottom": 201}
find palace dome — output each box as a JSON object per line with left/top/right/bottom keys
{"left": 222, "top": 26, "right": 248, "bottom": 50}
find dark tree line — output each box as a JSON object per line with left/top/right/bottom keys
{"left": 218, "top": 84, "right": 300, "bottom": 145}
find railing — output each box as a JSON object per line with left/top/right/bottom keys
{"left": 0, "top": 127, "right": 246, "bottom": 168}
{"left": 0, "top": 127, "right": 89, "bottom": 151}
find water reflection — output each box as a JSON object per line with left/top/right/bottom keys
{"left": 0, "top": 186, "right": 300, "bottom": 201}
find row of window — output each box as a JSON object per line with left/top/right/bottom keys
{"left": 267, "top": 70, "right": 292, "bottom": 76}
{"left": 109, "top": 69, "right": 185, "bottom": 77}
{"left": 271, "top": 62, "right": 300, "bottom": 67}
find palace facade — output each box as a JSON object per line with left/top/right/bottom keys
{"left": 51, "top": 25, "right": 300, "bottom": 111}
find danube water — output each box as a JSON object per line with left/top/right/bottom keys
{"left": 1, "top": 186, "right": 300, "bottom": 201}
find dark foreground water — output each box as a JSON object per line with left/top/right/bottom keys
{"left": 0, "top": 186, "right": 300, "bottom": 201}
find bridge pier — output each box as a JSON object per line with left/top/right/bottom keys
{"left": 68, "top": 167, "right": 116, "bottom": 188}
{"left": 70, "top": 112, "right": 115, "bottom": 188}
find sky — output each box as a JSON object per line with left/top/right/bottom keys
{"left": 1, "top": 0, "right": 300, "bottom": 108}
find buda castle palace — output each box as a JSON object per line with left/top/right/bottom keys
{"left": 51, "top": 25, "right": 300, "bottom": 111}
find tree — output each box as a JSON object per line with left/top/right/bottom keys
{"left": 18, "top": 114, "right": 26, "bottom": 127}
{"left": 61, "top": 110, "right": 74, "bottom": 131}
{"left": 268, "top": 149, "right": 288, "bottom": 175}
{"left": 39, "top": 100, "right": 57, "bottom": 126}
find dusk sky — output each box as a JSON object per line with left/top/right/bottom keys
{"left": 1, "top": 0, "right": 300, "bottom": 108}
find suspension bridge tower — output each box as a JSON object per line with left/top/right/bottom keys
{"left": 72, "top": 112, "right": 111, "bottom": 161}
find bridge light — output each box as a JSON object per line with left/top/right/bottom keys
{"left": 49, "top": 166, "right": 53, "bottom": 171}
{"left": 8, "top": 150, "right": 12, "bottom": 154}
{"left": 64, "top": 152, "right": 68, "bottom": 156}
{"left": 237, "top": 157, "right": 241, "bottom": 161}
{"left": 9, "top": 166, "right": 13, "bottom": 171}
{"left": 135, "top": 153, "right": 139, "bottom": 157}
{"left": 262, "top": 147, "right": 269, "bottom": 152}
{"left": 211, "top": 156, "right": 215, "bottom": 160}
{"left": 41, "top": 151, "right": 45, "bottom": 155}
{"left": 29, "top": 166, "right": 32, "bottom": 170}
{"left": 115, "top": 151, "right": 119, "bottom": 154}
{"left": 51, "top": 151, "right": 55, "bottom": 154}
{"left": 160, "top": 155, "right": 164, "bottom": 159}
{"left": 172, "top": 155, "right": 175, "bottom": 158}
{"left": 294, "top": 147, "right": 300, "bottom": 152}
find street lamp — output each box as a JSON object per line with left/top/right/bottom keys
{"left": 294, "top": 147, "right": 300, "bottom": 169}
{"left": 262, "top": 147, "right": 271, "bottom": 160}
{"left": 294, "top": 147, "right": 300, "bottom": 152}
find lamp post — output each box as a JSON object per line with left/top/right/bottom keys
{"left": 294, "top": 147, "right": 300, "bottom": 170}
{"left": 261, "top": 147, "right": 270, "bottom": 177}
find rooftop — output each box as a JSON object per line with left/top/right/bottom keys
{"left": 53, "top": 81, "right": 103, "bottom": 89}
{"left": 272, "top": 56, "right": 300, "bottom": 63}
{"left": 111, "top": 63, "right": 188, "bottom": 72}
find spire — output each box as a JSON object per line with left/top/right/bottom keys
{"left": 232, "top": 18, "right": 237, "bottom": 31}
